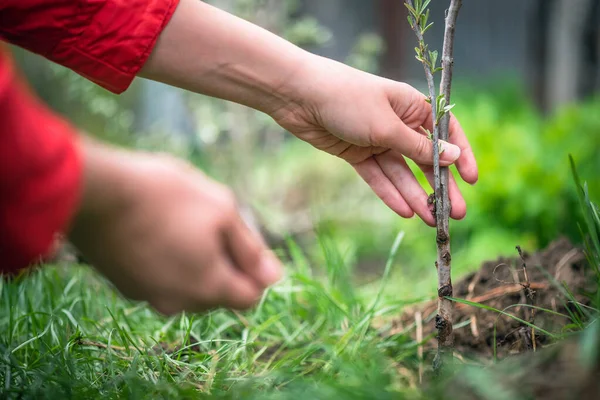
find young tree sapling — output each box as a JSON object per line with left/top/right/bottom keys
{"left": 405, "top": 0, "right": 462, "bottom": 373}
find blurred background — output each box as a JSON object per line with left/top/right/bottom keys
{"left": 11, "top": 0, "right": 600, "bottom": 299}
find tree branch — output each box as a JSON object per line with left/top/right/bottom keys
{"left": 433, "top": 0, "right": 462, "bottom": 373}
{"left": 405, "top": 1, "right": 440, "bottom": 175}
{"left": 406, "top": 0, "right": 462, "bottom": 374}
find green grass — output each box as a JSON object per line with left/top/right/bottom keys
{"left": 2, "top": 159, "right": 599, "bottom": 399}
{"left": 0, "top": 232, "right": 432, "bottom": 399}
{"left": 3, "top": 227, "right": 596, "bottom": 400}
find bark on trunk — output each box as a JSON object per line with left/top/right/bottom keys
{"left": 433, "top": 0, "right": 461, "bottom": 374}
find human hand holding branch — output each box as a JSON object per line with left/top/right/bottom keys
{"left": 141, "top": 0, "right": 478, "bottom": 226}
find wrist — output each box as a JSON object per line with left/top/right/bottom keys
{"left": 258, "top": 51, "right": 320, "bottom": 116}
{"left": 67, "top": 139, "right": 135, "bottom": 243}
{"left": 267, "top": 54, "right": 346, "bottom": 125}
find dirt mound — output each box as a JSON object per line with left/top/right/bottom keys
{"left": 442, "top": 335, "right": 600, "bottom": 400}
{"left": 385, "top": 237, "right": 595, "bottom": 361}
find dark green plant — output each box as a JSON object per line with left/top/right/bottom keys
{"left": 570, "top": 155, "right": 600, "bottom": 309}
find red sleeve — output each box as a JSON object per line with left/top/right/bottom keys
{"left": 0, "top": 0, "right": 180, "bottom": 94}
{"left": 0, "top": 0, "right": 180, "bottom": 273}
{"left": 0, "top": 46, "right": 81, "bottom": 274}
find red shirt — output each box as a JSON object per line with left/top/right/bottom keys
{"left": 0, "top": 0, "right": 179, "bottom": 274}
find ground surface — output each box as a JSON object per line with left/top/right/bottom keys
{"left": 391, "top": 238, "right": 594, "bottom": 361}
{"left": 1, "top": 236, "right": 598, "bottom": 399}
{"left": 380, "top": 237, "right": 600, "bottom": 400}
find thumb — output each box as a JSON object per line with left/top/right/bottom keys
{"left": 375, "top": 118, "right": 461, "bottom": 166}
{"left": 225, "top": 214, "right": 282, "bottom": 288}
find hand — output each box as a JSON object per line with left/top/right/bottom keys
{"left": 68, "top": 140, "right": 282, "bottom": 315}
{"left": 271, "top": 56, "right": 479, "bottom": 226}
{"left": 139, "top": 0, "right": 477, "bottom": 226}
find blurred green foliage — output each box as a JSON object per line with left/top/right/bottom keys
{"left": 242, "top": 82, "right": 600, "bottom": 299}
{"left": 453, "top": 82, "right": 600, "bottom": 249}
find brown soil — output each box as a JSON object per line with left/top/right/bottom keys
{"left": 383, "top": 237, "right": 596, "bottom": 361}
{"left": 442, "top": 335, "right": 600, "bottom": 400}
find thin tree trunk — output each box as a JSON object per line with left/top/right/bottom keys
{"left": 433, "top": 0, "right": 461, "bottom": 373}
{"left": 405, "top": 0, "right": 462, "bottom": 374}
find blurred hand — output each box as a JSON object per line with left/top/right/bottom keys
{"left": 271, "top": 56, "right": 479, "bottom": 226}
{"left": 69, "top": 140, "right": 282, "bottom": 315}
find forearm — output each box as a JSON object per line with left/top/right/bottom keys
{"left": 68, "top": 139, "right": 131, "bottom": 236}
{"left": 139, "top": 0, "right": 311, "bottom": 115}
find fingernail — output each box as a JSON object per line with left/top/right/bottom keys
{"left": 440, "top": 141, "right": 461, "bottom": 162}
{"left": 258, "top": 253, "right": 283, "bottom": 286}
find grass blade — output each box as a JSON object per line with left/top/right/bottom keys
{"left": 448, "top": 297, "right": 560, "bottom": 339}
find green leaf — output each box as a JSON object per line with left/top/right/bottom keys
{"left": 404, "top": 4, "right": 418, "bottom": 18}
{"left": 438, "top": 96, "right": 447, "bottom": 110}
{"left": 444, "top": 103, "right": 456, "bottom": 113}
{"left": 562, "top": 323, "right": 583, "bottom": 333}
{"left": 448, "top": 297, "right": 560, "bottom": 339}
{"left": 424, "top": 128, "right": 433, "bottom": 140}
{"left": 421, "top": 0, "right": 432, "bottom": 13}
{"left": 367, "top": 231, "right": 405, "bottom": 314}
{"left": 423, "top": 9, "right": 431, "bottom": 27}
{"left": 422, "top": 21, "right": 434, "bottom": 34}
{"left": 570, "top": 155, "right": 600, "bottom": 272}
{"left": 419, "top": 13, "right": 428, "bottom": 29}
{"left": 501, "top": 303, "right": 571, "bottom": 320}
{"left": 429, "top": 50, "right": 438, "bottom": 69}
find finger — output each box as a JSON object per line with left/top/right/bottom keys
{"left": 388, "top": 84, "right": 477, "bottom": 184}
{"left": 373, "top": 111, "right": 461, "bottom": 167}
{"left": 448, "top": 116, "right": 478, "bottom": 184}
{"left": 353, "top": 157, "right": 414, "bottom": 218}
{"left": 418, "top": 164, "right": 467, "bottom": 220}
{"left": 374, "top": 151, "right": 436, "bottom": 226}
{"left": 419, "top": 110, "right": 478, "bottom": 185}
{"left": 224, "top": 215, "right": 282, "bottom": 289}
{"left": 209, "top": 261, "right": 263, "bottom": 311}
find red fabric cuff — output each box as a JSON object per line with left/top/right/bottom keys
{"left": 53, "top": 0, "right": 180, "bottom": 94}
{"left": 0, "top": 0, "right": 180, "bottom": 94}
{"left": 0, "top": 49, "right": 82, "bottom": 274}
